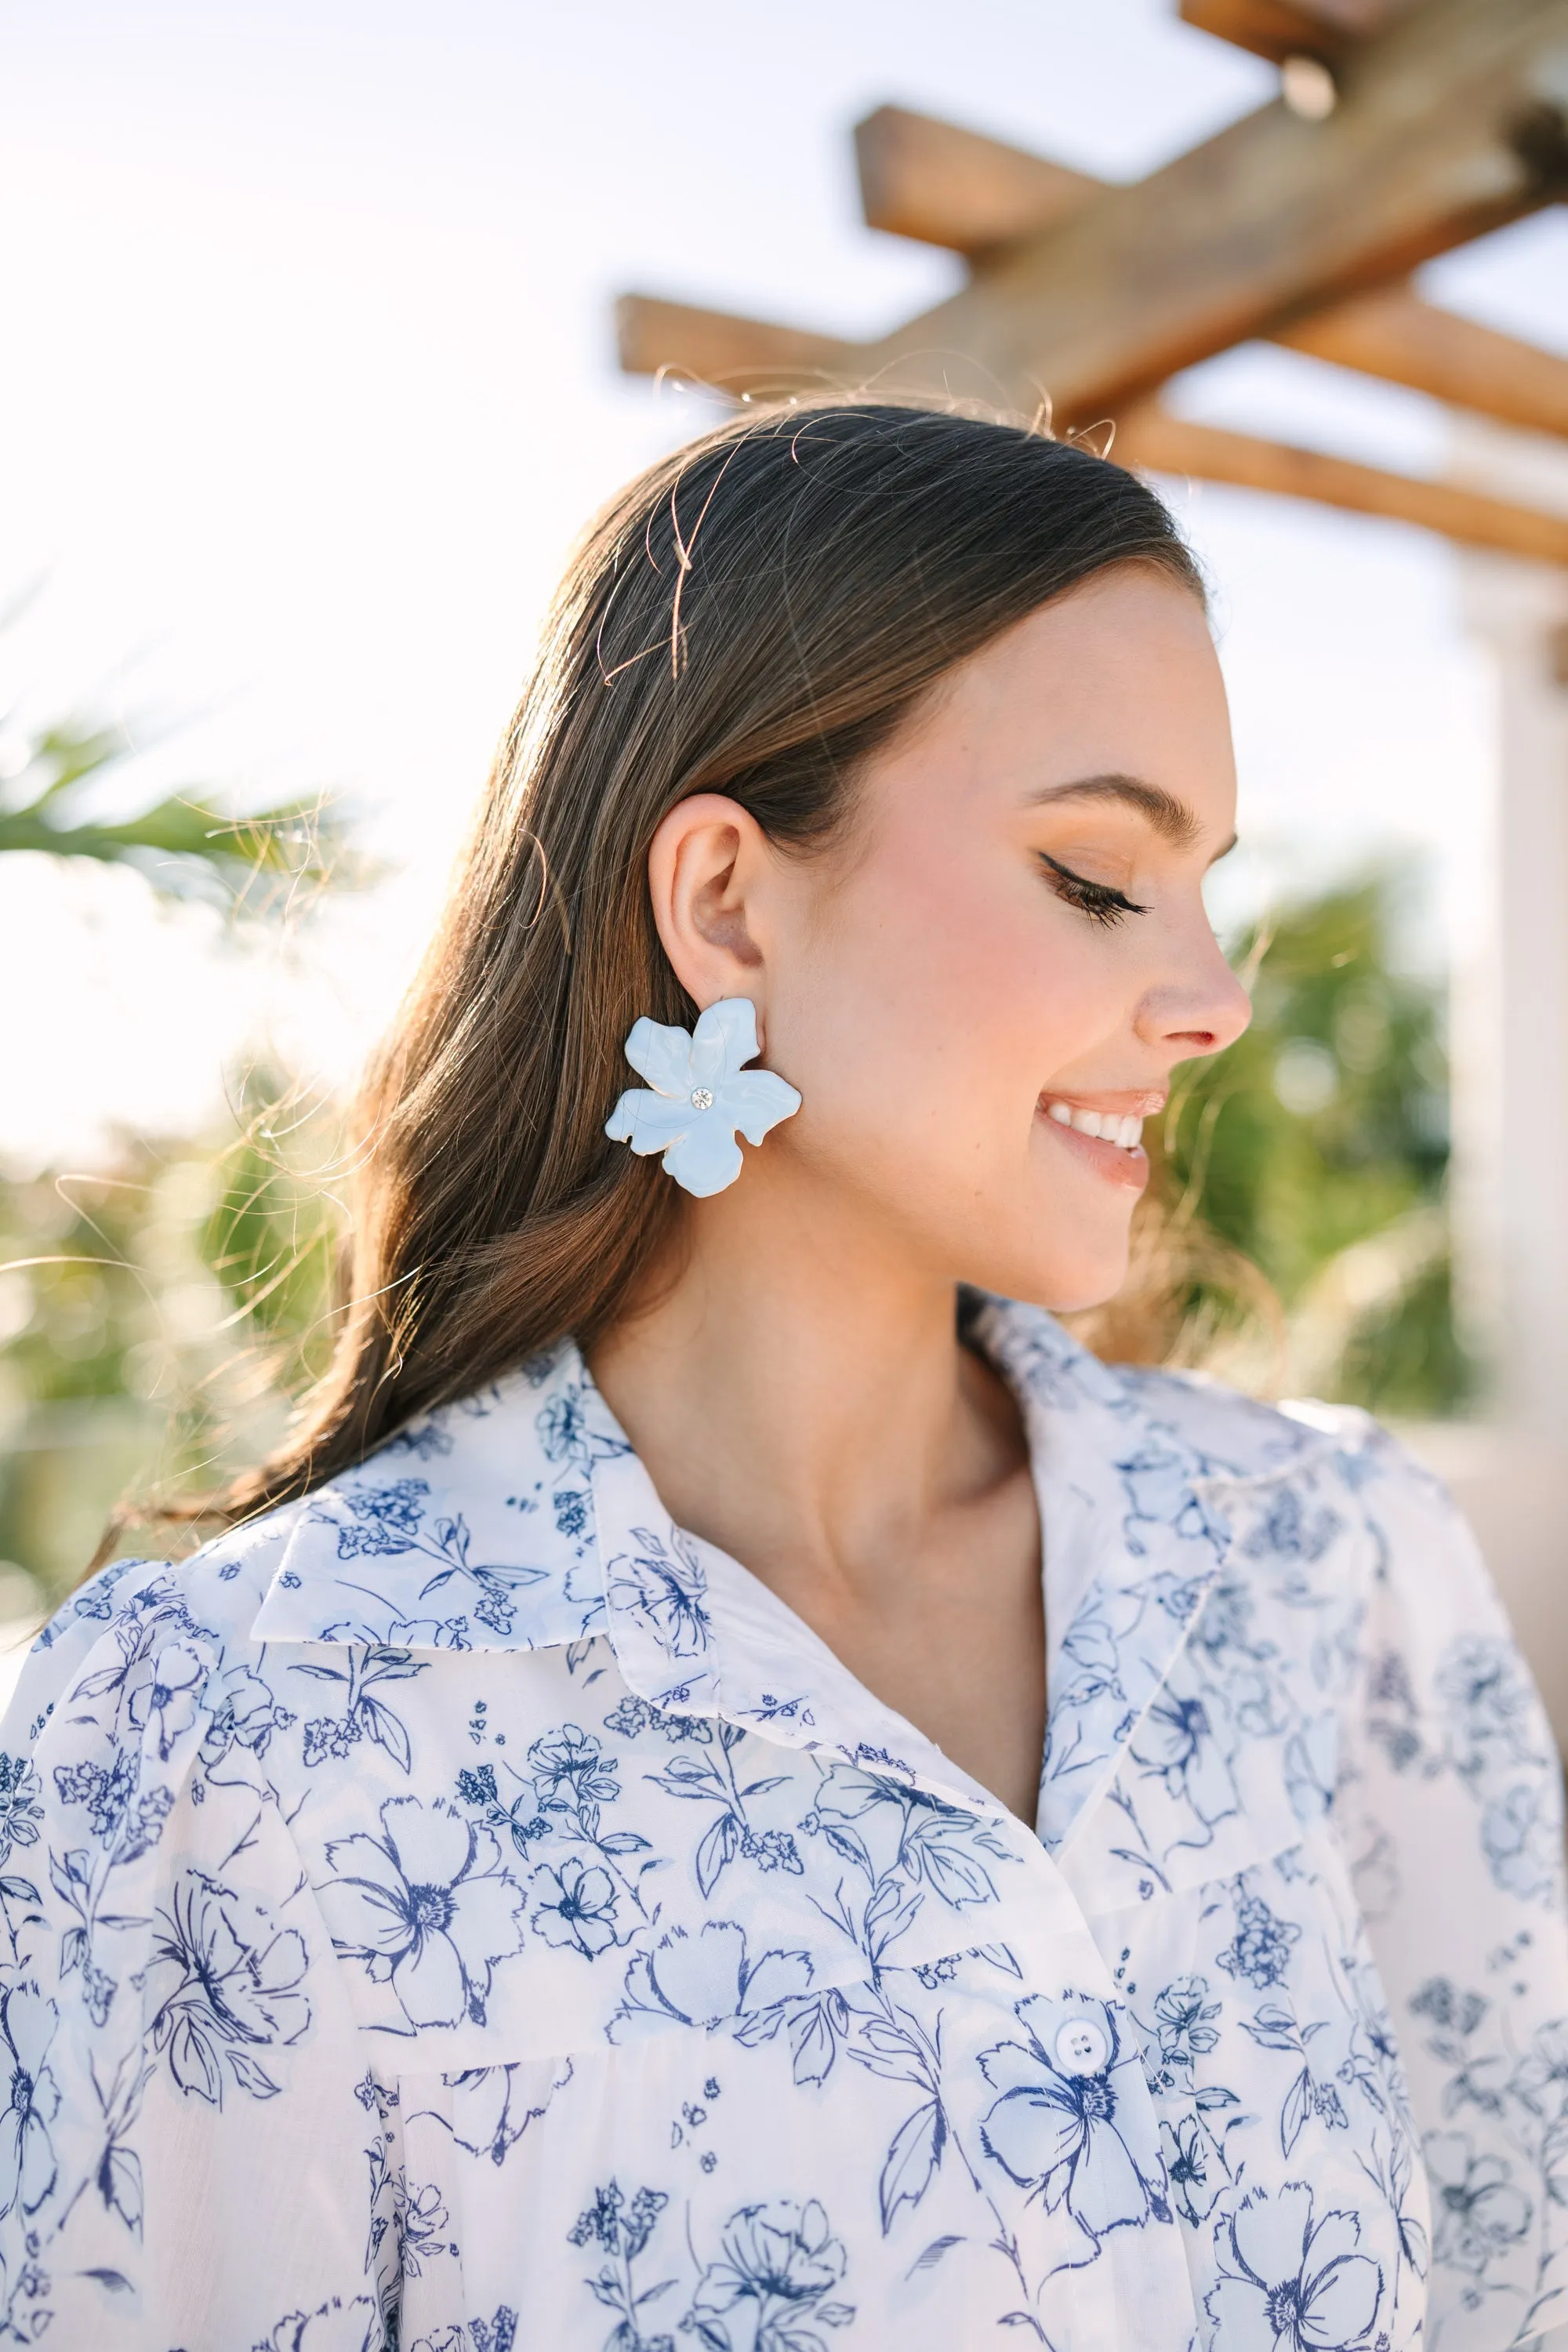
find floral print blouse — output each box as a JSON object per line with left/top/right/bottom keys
{"left": 0, "top": 1299, "right": 1565, "bottom": 2352}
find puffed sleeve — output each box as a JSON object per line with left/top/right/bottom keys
{"left": 0, "top": 1556, "right": 395, "bottom": 2348}
{"left": 1334, "top": 1428, "right": 1568, "bottom": 2352}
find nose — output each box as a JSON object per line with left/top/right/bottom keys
{"left": 1134, "top": 923, "right": 1253, "bottom": 1065}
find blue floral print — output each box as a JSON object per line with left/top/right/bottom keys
{"left": 435, "top": 2053, "right": 574, "bottom": 2165}
{"left": 1217, "top": 1884, "right": 1303, "bottom": 1991}
{"left": 321, "top": 1796, "right": 527, "bottom": 2027}
{"left": 0, "top": 1305, "right": 1562, "bottom": 2348}
{"left": 1425, "top": 2133, "right": 1532, "bottom": 2277}
{"left": 313, "top": 1479, "right": 549, "bottom": 1637}
{"left": 978, "top": 1993, "right": 1171, "bottom": 2254}
{"left": 612, "top": 1921, "right": 814, "bottom": 2042}
{"left": 539, "top": 1381, "right": 627, "bottom": 1474}
{"left": 1206, "top": 2181, "right": 1384, "bottom": 2351}
{"left": 1481, "top": 1780, "right": 1560, "bottom": 1904}
{"left": 1146, "top": 1975, "right": 1222, "bottom": 2094}
{"left": 1129, "top": 1689, "right": 1238, "bottom": 1831}
{"left": 254, "top": 2296, "right": 381, "bottom": 2350}
{"left": 531, "top": 1724, "right": 622, "bottom": 1811}
{"left": 454, "top": 1760, "right": 550, "bottom": 1857}
{"left": 530, "top": 1857, "right": 622, "bottom": 1957}
{"left": 1160, "top": 2112, "right": 1218, "bottom": 2229}
{"left": 686, "top": 2198, "right": 853, "bottom": 2350}
{"left": 608, "top": 1526, "right": 713, "bottom": 1661}
{"left": 292, "top": 1643, "right": 429, "bottom": 1775}
{"left": 648, "top": 1716, "right": 802, "bottom": 1896}
{"left": 0, "top": 1985, "right": 59, "bottom": 2220}
{"left": 128, "top": 1637, "right": 209, "bottom": 1761}
{"left": 0, "top": 1758, "right": 42, "bottom": 1873}
{"left": 143, "top": 1867, "right": 310, "bottom": 2103}
{"left": 568, "top": 2179, "right": 676, "bottom": 2351}
{"left": 332, "top": 1479, "right": 430, "bottom": 1555}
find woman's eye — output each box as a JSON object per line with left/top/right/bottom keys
{"left": 1038, "top": 852, "right": 1149, "bottom": 929}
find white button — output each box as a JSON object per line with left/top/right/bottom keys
{"left": 1054, "top": 2017, "right": 1111, "bottom": 2077}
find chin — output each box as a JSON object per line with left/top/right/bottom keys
{"left": 977, "top": 1221, "right": 1133, "bottom": 1317}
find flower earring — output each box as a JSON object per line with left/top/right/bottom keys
{"left": 604, "top": 996, "right": 801, "bottom": 1198}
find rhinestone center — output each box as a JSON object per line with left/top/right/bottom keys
{"left": 690, "top": 1087, "right": 715, "bottom": 1111}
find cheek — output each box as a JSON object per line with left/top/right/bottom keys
{"left": 779, "top": 844, "right": 1117, "bottom": 1165}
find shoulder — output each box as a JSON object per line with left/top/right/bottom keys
{"left": 1112, "top": 1362, "right": 1451, "bottom": 1513}
{"left": 1112, "top": 1364, "right": 1363, "bottom": 1475}
{"left": 1109, "top": 1357, "right": 1357, "bottom": 1473}
{"left": 1119, "top": 1369, "right": 1502, "bottom": 1686}
{"left": 978, "top": 1294, "right": 1452, "bottom": 1544}
{"left": 1, "top": 1502, "right": 308, "bottom": 1758}
{"left": 42, "top": 1502, "right": 303, "bottom": 1649}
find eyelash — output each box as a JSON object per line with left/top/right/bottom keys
{"left": 1038, "top": 852, "right": 1149, "bottom": 928}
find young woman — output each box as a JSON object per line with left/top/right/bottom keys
{"left": 3, "top": 402, "right": 1563, "bottom": 2352}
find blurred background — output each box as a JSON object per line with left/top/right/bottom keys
{"left": 2, "top": 2, "right": 1565, "bottom": 1715}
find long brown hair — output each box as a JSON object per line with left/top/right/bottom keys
{"left": 221, "top": 397, "right": 1205, "bottom": 1521}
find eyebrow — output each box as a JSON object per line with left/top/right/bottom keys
{"left": 1024, "top": 771, "right": 1207, "bottom": 851}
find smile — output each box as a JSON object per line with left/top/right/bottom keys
{"left": 1044, "top": 1102, "right": 1145, "bottom": 1150}
{"left": 1038, "top": 1092, "right": 1163, "bottom": 1192}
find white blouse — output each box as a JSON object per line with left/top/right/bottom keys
{"left": 1, "top": 1299, "right": 1565, "bottom": 2351}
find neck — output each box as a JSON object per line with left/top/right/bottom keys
{"left": 588, "top": 1160, "right": 1023, "bottom": 1610}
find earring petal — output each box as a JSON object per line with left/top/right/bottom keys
{"left": 720, "top": 1069, "right": 803, "bottom": 1146}
{"left": 661, "top": 1123, "right": 746, "bottom": 1198}
{"left": 604, "top": 1087, "right": 694, "bottom": 1152}
{"left": 622, "top": 1016, "right": 697, "bottom": 1097}
{"left": 689, "top": 997, "right": 760, "bottom": 1090}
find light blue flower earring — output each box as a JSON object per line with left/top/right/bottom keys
{"left": 604, "top": 996, "right": 801, "bottom": 1198}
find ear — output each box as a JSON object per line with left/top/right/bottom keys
{"left": 646, "top": 793, "right": 775, "bottom": 1021}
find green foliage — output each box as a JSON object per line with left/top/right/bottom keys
{"left": 0, "top": 662, "right": 367, "bottom": 1607}
{"left": 0, "top": 1087, "right": 342, "bottom": 1607}
{"left": 1154, "top": 872, "right": 1469, "bottom": 1416}
{"left": 0, "top": 713, "right": 356, "bottom": 906}
{"left": 200, "top": 1093, "right": 342, "bottom": 1391}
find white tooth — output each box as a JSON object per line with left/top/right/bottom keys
{"left": 1119, "top": 1116, "right": 1142, "bottom": 1149}
{"left": 1047, "top": 1101, "right": 1073, "bottom": 1127}
{"left": 1070, "top": 1108, "right": 1103, "bottom": 1138}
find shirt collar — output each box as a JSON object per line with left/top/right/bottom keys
{"left": 249, "top": 1301, "right": 1338, "bottom": 1846}
{"left": 249, "top": 1338, "right": 626, "bottom": 1656}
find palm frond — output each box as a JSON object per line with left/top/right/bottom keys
{"left": 0, "top": 713, "right": 370, "bottom": 902}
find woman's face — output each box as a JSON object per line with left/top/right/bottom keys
{"left": 659, "top": 565, "right": 1252, "bottom": 1312}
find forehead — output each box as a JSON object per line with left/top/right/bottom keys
{"left": 881, "top": 568, "right": 1236, "bottom": 834}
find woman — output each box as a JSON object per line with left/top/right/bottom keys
{"left": 2, "top": 401, "right": 1563, "bottom": 2352}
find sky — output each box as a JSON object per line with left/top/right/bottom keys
{"left": 2, "top": 0, "right": 1565, "bottom": 1167}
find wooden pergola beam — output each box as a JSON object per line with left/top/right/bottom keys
{"left": 628, "top": 0, "right": 1564, "bottom": 426}
{"left": 1113, "top": 402, "right": 1568, "bottom": 564}
{"left": 614, "top": 295, "right": 862, "bottom": 394}
{"left": 852, "top": 107, "right": 1099, "bottom": 260}
{"left": 615, "top": 280, "right": 1568, "bottom": 449}
{"left": 853, "top": 102, "right": 1568, "bottom": 441}
{"left": 618, "top": 1, "right": 1568, "bottom": 558}
{"left": 1179, "top": 0, "right": 1418, "bottom": 67}
{"left": 1272, "top": 284, "right": 1568, "bottom": 438}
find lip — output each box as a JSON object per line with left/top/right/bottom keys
{"left": 1040, "top": 1089, "right": 1168, "bottom": 1120}
{"left": 1044, "top": 1120, "right": 1150, "bottom": 1190}
{"left": 1036, "top": 1088, "right": 1163, "bottom": 1194}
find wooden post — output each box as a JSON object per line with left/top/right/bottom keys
{"left": 1452, "top": 556, "right": 1568, "bottom": 1431}
{"left": 1429, "top": 493, "right": 1568, "bottom": 1735}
